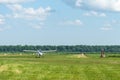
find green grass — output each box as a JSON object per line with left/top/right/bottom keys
{"left": 0, "top": 53, "right": 120, "bottom": 80}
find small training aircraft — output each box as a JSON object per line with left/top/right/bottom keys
{"left": 23, "top": 49, "right": 56, "bottom": 58}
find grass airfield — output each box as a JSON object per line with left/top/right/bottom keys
{"left": 0, "top": 53, "right": 120, "bottom": 80}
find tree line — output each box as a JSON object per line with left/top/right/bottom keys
{"left": 0, "top": 45, "right": 120, "bottom": 53}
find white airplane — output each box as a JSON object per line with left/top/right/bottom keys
{"left": 23, "top": 49, "right": 56, "bottom": 57}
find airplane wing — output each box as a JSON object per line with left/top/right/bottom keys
{"left": 42, "top": 50, "right": 57, "bottom": 53}
{"left": 23, "top": 49, "right": 57, "bottom": 53}
{"left": 23, "top": 50, "right": 37, "bottom": 52}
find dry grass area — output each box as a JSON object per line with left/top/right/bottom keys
{"left": 0, "top": 64, "right": 22, "bottom": 74}
{"left": 0, "top": 65, "right": 8, "bottom": 72}
{"left": 68, "top": 53, "right": 87, "bottom": 58}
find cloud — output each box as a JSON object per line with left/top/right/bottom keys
{"left": 100, "top": 27, "right": 112, "bottom": 31}
{"left": 2, "top": 4, "right": 54, "bottom": 30}
{"left": 7, "top": 4, "right": 52, "bottom": 21}
{"left": 0, "top": 18, "right": 5, "bottom": 24}
{"left": 100, "top": 20, "right": 120, "bottom": 31}
{"left": 0, "top": 14, "right": 11, "bottom": 32}
{"left": 62, "top": 0, "right": 120, "bottom": 12}
{"left": 30, "top": 22, "right": 44, "bottom": 30}
{"left": 0, "top": 0, "right": 35, "bottom": 4}
{"left": 0, "top": 26, "right": 11, "bottom": 32}
{"left": 83, "top": 11, "right": 106, "bottom": 17}
{"left": 61, "top": 19, "right": 83, "bottom": 26}
{"left": 111, "top": 20, "right": 120, "bottom": 25}
{"left": 0, "top": 1, "right": 54, "bottom": 30}
{"left": 32, "top": 26, "right": 42, "bottom": 29}
{"left": 0, "top": 15, "right": 5, "bottom": 24}
{"left": 100, "top": 24, "right": 112, "bottom": 31}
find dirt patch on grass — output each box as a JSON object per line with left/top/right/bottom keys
{"left": 0, "top": 64, "right": 23, "bottom": 74}
{"left": 0, "top": 65, "right": 8, "bottom": 72}
{"left": 13, "top": 69, "right": 22, "bottom": 74}
{"left": 68, "top": 53, "right": 87, "bottom": 58}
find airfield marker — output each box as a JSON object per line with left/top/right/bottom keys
{"left": 100, "top": 49, "right": 105, "bottom": 58}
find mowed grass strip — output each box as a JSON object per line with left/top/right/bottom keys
{"left": 0, "top": 53, "right": 119, "bottom": 80}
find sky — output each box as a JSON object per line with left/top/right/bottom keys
{"left": 0, "top": 0, "right": 120, "bottom": 45}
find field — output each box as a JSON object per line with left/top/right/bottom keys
{"left": 0, "top": 53, "right": 120, "bottom": 80}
